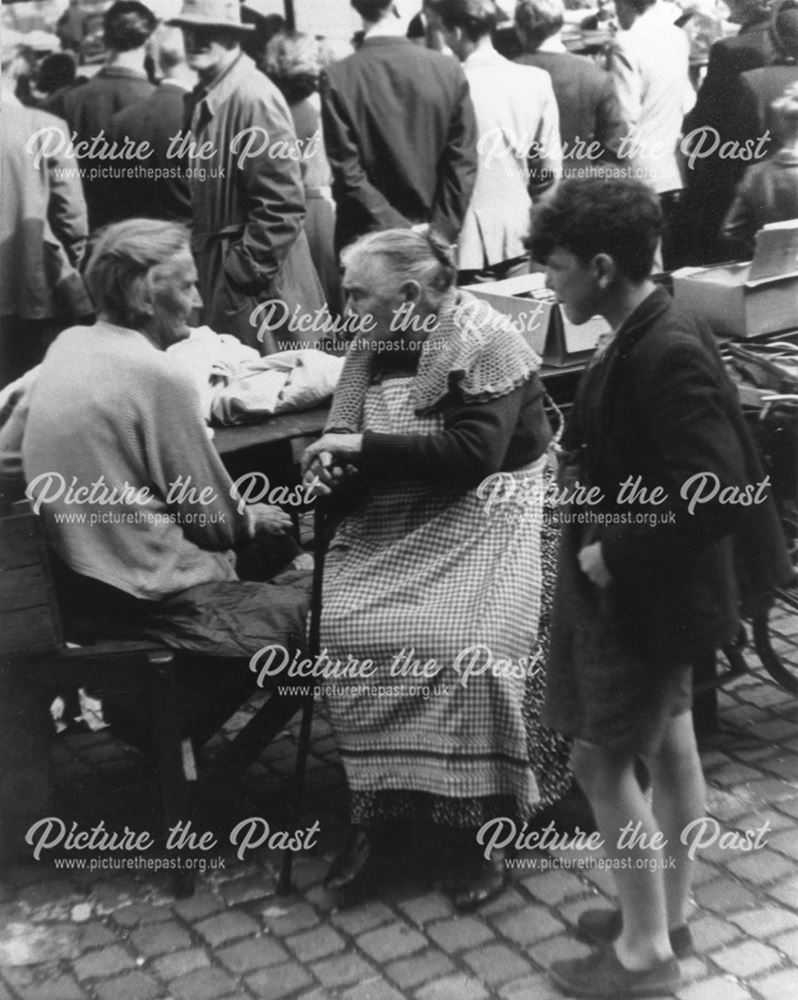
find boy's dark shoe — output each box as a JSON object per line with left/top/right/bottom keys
{"left": 550, "top": 948, "right": 680, "bottom": 998}
{"left": 576, "top": 908, "right": 693, "bottom": 958}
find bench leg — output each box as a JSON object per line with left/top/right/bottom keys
{"left": 278, "top": 696, "right": 315, "bottom": 895}
{"left": 693, "top": 650, "right": 719, "bottom": 735}
{"left": 148, "top": 650, "right": 195, "bottom": 897}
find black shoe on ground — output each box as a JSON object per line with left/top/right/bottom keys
{"left": 449, "top": 850, "right": 507, "bottom": 912}
{"left": 324, "top": 828, "right": 375, "bottom": 900}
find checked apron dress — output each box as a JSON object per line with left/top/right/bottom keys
{"left": 320, "top": 374, "right": 550, "bottom": 820}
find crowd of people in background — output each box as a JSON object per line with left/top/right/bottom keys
{"left": 3, "top": 0, "right": 798, "bottom": 384}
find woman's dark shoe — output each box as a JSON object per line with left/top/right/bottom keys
{"left": 576, "top": 908, "right": 693, "bottom": 958}
{"left": 324, "top": 828, "right": 375, "bottom": 899}
{"left": 450, "top": 850, "right": 507, "bottom": 912}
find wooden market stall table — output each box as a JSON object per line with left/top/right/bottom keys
{"left": 213, "top": 408, "right": 330, "bottom": 458}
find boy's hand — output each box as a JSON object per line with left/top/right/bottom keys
{"left": 578, "top": 542, "right": 612, "bottom": 588}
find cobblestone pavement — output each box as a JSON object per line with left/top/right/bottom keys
{"left": 1, "top": 605, "right": 796, "bottom": 1000}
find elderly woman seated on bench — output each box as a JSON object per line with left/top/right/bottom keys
{"left": 21, "top": 219, "right": 310, "bottom": 658}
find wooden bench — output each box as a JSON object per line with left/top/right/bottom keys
{"left": 0, "top": 510, "right": 316, "bottom": 895}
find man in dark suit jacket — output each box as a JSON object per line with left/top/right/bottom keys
{"left": 321, "top": 0, "right": 477, "bottom": 251}
{"left": 110, "top": 26, "right": 195, "bottom": 224}
{"left": 514, "top": 0, "right": 626, "bottom": 175}
{"left": 683, "top": 0, "right": 776, "bottom": 262}
{"left": 64, "top": 1, "right": 157, "bottom": 228}
{"left": 731, "top": 1, "right": 798, "bottom": 152}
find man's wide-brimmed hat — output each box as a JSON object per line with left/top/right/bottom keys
{"left": 169, "top": 0, "right": 254, "bottom": 32}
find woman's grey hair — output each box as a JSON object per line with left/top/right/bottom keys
{"left": 341, "top": 229, "right": 457, "bottom": 299}
{"left": 84, "top": 219, "right": 191, "bottom": 327}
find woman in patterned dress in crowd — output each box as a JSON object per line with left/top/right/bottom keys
{"left": 302, "top": 229, "right": 572, "bottom": 910}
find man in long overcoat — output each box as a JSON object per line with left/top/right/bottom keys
{"left": 170, "top": 0, "right": 324, "bottom": 352}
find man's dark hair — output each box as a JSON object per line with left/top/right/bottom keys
{"left": 436, "top": 0, "right": 500, "bottom": 40}
{"left": 623, "top": 0, "right": 657, "bottom": 14}
{"left": 527, "top": 177, "right": 663, "bottom": 281}
{"left": 515, "top": 0, "right": 564, "bottom": 52}
{"left": 37, "top": 52, "right": 76, "bottom": 92}
{"left": 104, "top": 1, "right": 157, "bottom": 52}
{"left": 351, "top": 0, "right": 395, "bottom": 21}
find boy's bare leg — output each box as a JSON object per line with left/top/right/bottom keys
{"left": 644, "top": 709, "right": 706, "bottom": 930}
{"left": 571, "top": 740, "right": 672, "bottom": 970}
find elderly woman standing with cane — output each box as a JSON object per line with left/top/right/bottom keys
{"left": 302, "top": 228, "right": 571, "bottom": 910}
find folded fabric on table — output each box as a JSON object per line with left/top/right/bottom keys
{"left": 209, "top": 349, "right": 345, "bottom": 425}
{"left": 166, "top": 326, "right": 261, "bottom": 420}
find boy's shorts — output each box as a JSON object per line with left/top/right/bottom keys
{"left": 544, "top": 659, "right": 693, "bottom": 757}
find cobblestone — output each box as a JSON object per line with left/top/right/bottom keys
{"left": 311, "top": 952, "right": 377, "bottom": 988}
{"left": 151, "top": 947, "right": 210, "bottom": 981}
{"left": 286, "top": 924, "right": 347, "bottom": 962}
{"left": 415, "top": 972, "right": 489, "bottom": 1000}
{"left": 172, "top": 892, "right": 225, "bottom": 922}
{"left": 397, "top": 893, "right": 453, "bottom": 927}
{"left": 527, "top": 934, "right": 590, "bottom": 969}
{"left": 676, "top": 977, "right": 753, "bottom": 1000}
{"left": 693, "top": 878, "right": 760, "bottom": 913}
{"left": 219, "top": 874, "right": 276, "bottom": 906}
{"left": 194, "top": 909, "right": 260, "bottom": 947}
{"left": 728, "top": 906, "right": 798, "bottom": 937}
{"left": 520, "top": 870, "right": 587, "bottom": 905}
{"left": 462, "top": 942, "right": 532, "bottom": 985}
{"left": 111, "top": 903, "right": 174, "bottom": 928}
{"left": 77, "top": 922, "right": 117, "bottom": 950}
{"left": 356, "top": 921, "right": 427, "bottom": 963}
{"left": 340, "top": 978, "right": 405, "bottom": 1000}
{"left": 93, "top": 972, "right": 163, "bottom": 1000}
{"left": 771, "top": 928, "right": 798, "bottom": 962}
{"left": 692, "top": 913, "right": 742, "bottom": 951}
{"left": 261, "top": 901, "right": 321, "bottom": 936}
{"left": 765, "top": 875, "right": 798, "bottom": 908}
{"left": 129, "top": 920, "right": 193, "bottom": 956}
{"left": 244, "top": 960, "right": 313, "bottom": 999}
{"left": 726, "top": 850, "right": 795, "bottom": 885}
{"left": 751, "top": 968, "right": 798, "bottom": 1000}
{"left": 491, "top": 904, "right": 564, "bottom": 945}
{"left": 2, "top": 973, "right": 87, "bottom": 1000}
{"left": 426, "top": 916, "right": 494, "bottom": 952}
{"left": 710, "top": 939, "right": 783, "bottom": 977}
{"left": 169, "top": 966, "right": 239, "bottom": 1000}
{"left": 217, "top": 935, "right": 290, "bottom": 973}
{"left": 73, "top": 944, "right": 138, "bottom": 980}
{"left": 329, "top": 901, "right": 395, "bottom": 935}
{"left": 767, "top": 828, "right": 798, "bottom": 860}
{"left": 383, "top": 950, "right": 455, "bottom": 990}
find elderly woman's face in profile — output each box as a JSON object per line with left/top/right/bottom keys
{"left": 342, "top": 254, "right": 409, "bottom": 347}
{"left": 146, "top": 249, "right": 202, "bottom": 348}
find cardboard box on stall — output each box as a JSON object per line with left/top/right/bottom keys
{"left": 460, "top": 273, "right": 609, "bottom": 367}
{"left": 672, "top": 221, "right": 798, "bottom": 339}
